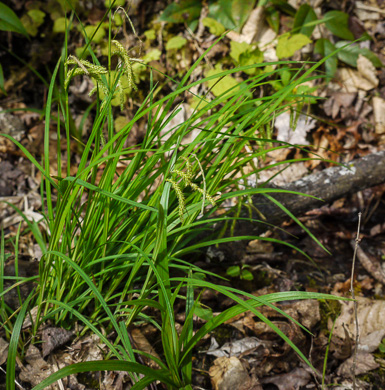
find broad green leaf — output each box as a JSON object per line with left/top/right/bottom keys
{"left": 27, "top": 9, "right": 45, "bottom": 25}
{"left": 202, "top": 17, "right": 225, "bottom": 36}
{"left": 279, "top": 68, "right": 291, "bottom": 86}
{"left": 188, "top": 18, "right": 199, "bottom": 32}
{"left": 165, "top": 36, "right": 187, "bottom": 51}
{"left": 82, "top": 24, "right": 106, "bottom": 43}
{"left": 231, "top": 0, "right": 257, "bottom": 31}
{"left": 20, "top": 9, "right": 45, "bottom": 37}
{"left": 314, "top": 38, "right": 337, "bottom": 79}
{"left": 208, "top": 0, "right": 257, "bottom": 31}
{"left": 335, "top": 41, "right": 383, "bottom": 68}
{"left": 104, "top": 0, "right": 125, "bottom": 7}
{"left": 276, "top": 33, "right": 312, "bottom": 59}
{"left": 95, "top": 70, "right": 131, "bottom": 106}
{"left": 56, "top": 0, "right": 78, "bottom": 10}
{"left": 241, "top": 269, "right": 254, "bottom": 280}
{"left": 227, "top": 265, "right": 240, "bottom": 277}
{"left": 114, "top": 115, "right": 127, "bottom": 132}
{"left": 208, "top": 0, "right": 236, "bottom": 30}
{"left": 53, "top": 17, "right": 68, "bottom": 33}
{"left": 144, "top": 29, "right": 156, "bottom": 40}
{"left": 0, "top": 2, "right": 29, "bottom": 38}
{"left": 75, "top": 45, "right": 91, "bottom": 58}
{"left": 143, "top": 49, "right": 162, "bottom": 63}
{"left": 269, "top": 0, "right": 296, "bottom": 16}
{"left": 293, "top": 4, "right": 317, "bottom": 37}
{"left": 160, "top": 0, "right": 201, "bottom": 24}
{"left": 324, "top": 11, "right": 354, "bottom": 40}
{"left": 230, "top": 41, "right": 251, "bottom": 62}
{"left": 206, "top": 64, "right": 239, "bottom": 97}
{"left": 239, "top": 49, "right": 263, "bottom": 75}
{"left": 113, "top": 13, "right": 123, "bottom": 26}
{"left": 230, "top": 41, "right": 263, "bottom": 75}
{"left": 194, "top": 304, "right": 213, "bottom": 321}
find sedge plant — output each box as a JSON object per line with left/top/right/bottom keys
{"left": 0, "top": 5, "right": 349, "bottom": 390}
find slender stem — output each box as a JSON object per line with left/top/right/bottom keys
{"left": 350, "top": 211, "right": 362, "bottom": 390}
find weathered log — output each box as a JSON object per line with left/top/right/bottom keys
{"left": 247, "top": 150, "right": 385, "bottom": 232}
{"left": 219, "top": 150, "right": 385, "bottom": 259}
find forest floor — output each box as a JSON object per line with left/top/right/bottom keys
{"left": 1, "top": 0, "right": 385, "bottom": 389}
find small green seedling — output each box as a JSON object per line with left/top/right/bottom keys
{"left": 226, "top": 265, "right": 254, "bottom": 281}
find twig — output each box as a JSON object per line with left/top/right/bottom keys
{"left": 355, "top": 2, "right": 385, "bottom": 15}
{"left": 0, "top": 366, "right": 26, "bottom": 389}
{"left": 350, "top": 212, "right": 362, "bottom": 390}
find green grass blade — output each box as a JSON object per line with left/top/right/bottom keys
{"left": 6, "top": 291, "right": 34, "bottom": 390}
{"left": 31, "top": 361, "right": 180, "bottom": 390}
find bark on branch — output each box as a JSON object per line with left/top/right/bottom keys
{"left": 247, "top": 150, "right": 385, "bottom": 232}
{"left": 223, "top": 150, "right": 385, "bottom": 257}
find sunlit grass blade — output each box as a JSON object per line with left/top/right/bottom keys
{"left": 6, "top": 292, "right": 34, "bottom": 390}
{"left": 30, "top": 360, "right": 181, "bottom": 390}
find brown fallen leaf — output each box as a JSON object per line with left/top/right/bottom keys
{"left": 131, "top": 327, "right": 161, "bottom": 369}
{"left": 357, "top": 54, "right": 379, "bottom": 88}
{"left": 0, "top": 337, "right": 9, "bottom": 365}
{"left": 333, "top": 67, "right": 378, "bottom": 93}
{"left": 329, "top": 297, "right": 385, "bottom": 353}
{"left": 337, "top": 352, "right": 379, "bottom": 377}
{"left": 206, "top": 336, "right": 270, "bottom": 358}
{"left": 260, "top": 367, "right": 312, "bottom": 390}
{"left": 19, "top": 345, "right": 55, "bottom": 389}
{"left": 209, "top": 356, "right": 260, "bottom": 390}
{"left": 42, "top": 327, "right": 75, "bottom": 358}
{"left": 373, "top": 96, "right": 385, "bottom": 134}
{"left": 227, "top": 7, "right": 265, "bottom": 44}
{"left": 323, "top": 92, "right": 356, "bottom": 119}
{"left": 352, "top": 241, "right": 385, "bottom": 285}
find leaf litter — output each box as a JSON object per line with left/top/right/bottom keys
{"left": 2, "top": 0, "right": 385, "bottom": 389}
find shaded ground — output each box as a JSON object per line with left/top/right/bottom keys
{"left": 1, "top": 0, "right": 385, "bottom": 389}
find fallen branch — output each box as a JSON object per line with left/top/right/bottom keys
{"left": 244, "top": 150, "right": 385, "bottom": 232}
{"left": 218, "top": 150, "right": 385, "bottom": 258}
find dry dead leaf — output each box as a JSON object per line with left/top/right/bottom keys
{"left": 333, "top": 378, "right": 372, "bottom": 390}
{"left": 333, "top": 67, "right": 378, "bottom": 93}
{"left": 275, "top": 112, "right": 316, "bottom": 145}
{"left": 0, "top": 337, "right": 9, "bottom": 365}
{"left": 323, "top": 92, "right": 356, "bottom": 119}
{"left": 247, "top": 239, "right": 274, "bottom": 254}
{"left": 370, "top": 222, "right": 385, "bottom": 236}
{"left": 353, "top": 242, "right": 385, "bottom": 284}
{"left": 209, "top": 356, "right": 251, "bottom": 390}
{"left": 355, "top": 1, "right": 382, "bottom": 20}
{"left": 102, "top": 371, "right": 127, "bottom": 390}
{"left": 42, "top": 327, "right": 74, "bottom": 358}
{"left": 337, "top": 352, "right": 379, "bottom": 377}
{"left": 160, "top": 103, "right": 200, "bottom": 147}
{"left": 227, "top": 7, "right": 264, "bottom": 44}
{"left": 329, "top": 297, "right": 385, "bottom": 353}
{"left": 260, "top": 367, "right": 312, "bottom": 390}
{"left": 131, "top": 328, "right": 161, "bottom": 369}
{"left": 373, "top": 96, "right": 385, "bottom": 134}
{"left": 308, "top": 133, "right": 329, "bottom": 169}
{"left": 259, "top": 162, "right": 309, "bottom": 186}
{"left": 206, "top": 337, "right": 268, "bottom": 358}
{"left": 357, "top": 54, "right": 378, "bottom": 88}
{"left": 19, "top": 345, "right": 56, "bottom": 389}
{"left": 74, "top": 333, "right": 106, "bottom": 362}
{"left": 22, "top": 306, "right": 41, "bottom": 329}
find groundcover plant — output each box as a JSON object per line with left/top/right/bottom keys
{"left": 1, "top": 6, "right": 347, "bottom": 390}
